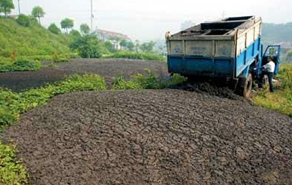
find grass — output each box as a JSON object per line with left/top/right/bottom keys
{"left": 112, "top": 69, "right": 187, "bottom": 90}
{"left": 0, "top": 17, "right": 72, "bottom": 61}
{"left": 0, "top": 142, "right": 30, "bottom": 185}
{"left": 103, "top": 51, "right": 166, "bottom": 62}
{"left": 0, "top": 17, "right": 74, "bottom": 72}
{"left": 253, "top": 64, "right": 292, "bottom": 117}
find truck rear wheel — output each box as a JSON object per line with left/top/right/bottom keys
{"left": 237, "top": 73, "right": 253, "bottom": 98}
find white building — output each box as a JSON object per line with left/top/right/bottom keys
{"left": 92, "top": 29, "right": 131, "bottom": 50}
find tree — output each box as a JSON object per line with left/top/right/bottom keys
{"left": 61, "top": 18, "right": 74, "bottom": 34}
{"left": 16, "top": 14, "right": 30, "bottom": 27}
{"left": 48, "top": 23, "right": 61, "bottom": 34}
{"left": 31, "top": 6, "right": 45, "bottom": 25}
{"left": 0, "top": 0, "right": 14, "bottom": 17}
{"left": 120, "top": 39, "right": 128, "bottom": 48}
{"left": 140, "top": 41, "right": 155, "bottom": 53}
{"left": 80, "top": 23, "right": 90, "bottom": 35}
{"left": 120, "top": 39, "right": 135, "bottom": 51}
{"left": 127, "top": 41, "right": 135, "bottom": 51}
{"left": 70, "top": 35, "right": 105, "bottom": 58}
{"left": 70, "top": 29, "right": 81, "bottom": 38}
{"left": 104, "top": 41, "right": 116, "bottom": 53}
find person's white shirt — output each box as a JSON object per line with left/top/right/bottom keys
{"left": 263, "top": 61, "right": 275, "bottom": 73}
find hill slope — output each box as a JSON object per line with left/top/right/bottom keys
{"left": 0, "top": 17, "right": 72, "bottom": 61}
{"left": 262, "top": 23, "right": 292, "bottom": 45}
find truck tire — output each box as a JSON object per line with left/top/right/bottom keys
{"left": 237, "top": 73, "right": 253, "bottom": 98}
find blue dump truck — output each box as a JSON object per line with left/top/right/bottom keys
{"left": 166, "top": 16, "right": 281, "bottom": 97}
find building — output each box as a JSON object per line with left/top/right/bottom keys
{"left": 92, "top": 29, "right": 131, "bottom": 50}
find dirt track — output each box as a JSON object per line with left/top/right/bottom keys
{"left": 0, "top": 59, "right": 168, "bottom": 91}
{"left": 3, "top": 90, "right": 292, "bottom": 185}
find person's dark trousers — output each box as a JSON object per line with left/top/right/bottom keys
{"left": 260, "top": 71, "right": 274, "bottom": 92}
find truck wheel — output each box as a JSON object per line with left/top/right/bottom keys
{"left": 237, "top": 73, "right": 253, "bottom": 98}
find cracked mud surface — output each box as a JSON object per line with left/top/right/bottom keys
{"left": 2, "top": 90, "right": 292, "bottom": 185}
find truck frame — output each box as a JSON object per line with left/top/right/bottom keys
{"left": 166, "top": 16, "right": 281, "bottom": 97}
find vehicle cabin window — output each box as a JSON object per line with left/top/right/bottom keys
{"left": 265, "top": 47, "right": 278, "bottom": 57}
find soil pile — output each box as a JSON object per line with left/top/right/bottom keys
{"left": 2, "top": 90, "right": 292, "bottom": 185}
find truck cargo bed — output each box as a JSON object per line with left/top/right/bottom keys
{"left": 167, "top": 16, "right": 262, "bottom": 79}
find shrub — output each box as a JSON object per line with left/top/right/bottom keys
{"left": 0, "top": 59, "right": 41, "bottom": 72}
{"left": 104, "top": 51, "right": 166, "bottom": 61}
{"left": 48, "top": 23, "right": 61, "bottom": 34}
{"left": 112, "top": 70, "right": 187, "bottom": 90}
{"left": 0, "top": 142, "right": 29, "bottom": 185}
{"left": 16, "top": 14, "right": 30, "bottom": 27}
{"left": 70, "top": 35, "right": 106, "bottom": 58}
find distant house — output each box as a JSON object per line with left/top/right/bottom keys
{"left": 92, "top": 29, "right": 131, "bottom": 50}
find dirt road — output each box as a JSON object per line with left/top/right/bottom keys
{"left": 3, "top": 90, "right": 292, "bottom": 185}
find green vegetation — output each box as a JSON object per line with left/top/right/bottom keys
{"left": 253, "top": 64, "right": 292, "bottom": 117}
{"left": 120, "top": 40, "right": 135, "bottom": 51}
{"left": 104, "top": 51, "right": 166, "bottom": 61}
{"left": 48, "top": 23, "right": 61, "bottom": 34}
{"left": 16, "top": 14, "right": 30, "bottom": 27}
{"left": 0, "top": 142, "right": 29, "bottom": 185}
{"left": 113, "top": 70, "right": 187, "bottom": 90}
{"left": 0, "top": 17, "right": 72, "bottom": 71}
{"left": 0, "top": 59, "right": 41, "bottom": 72}
{"left": 31, "top": 6, "right": 45, "bottom": 25}
{"left": 0, "top": 0, "right": 14, "bottom": 17}
{"left": 61, "top": 18, "right": 74, "bottom": 34}
{"left": 70, "top": 35, "right": 106, "bottom": 58}
{"left": 0, "top": 74, "right": 106, "bottom": 129}
{"left": 80, "top": 23, "right": 90, "bottom": 35}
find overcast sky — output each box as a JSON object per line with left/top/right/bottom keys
{"left": 11, "top": 0, "right": 292, "bottom": 41}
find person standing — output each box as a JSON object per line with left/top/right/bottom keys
{"left": 260, "top": 57, "right": 275, "bottom": 92}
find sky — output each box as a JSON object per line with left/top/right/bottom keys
{"left": 11, "top": 0, "right": 292, "bottom": 41}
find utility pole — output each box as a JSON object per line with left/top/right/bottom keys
{"left": 91, "top": 0, "right": 94, "bottom": 31}
{"left": 18, "top": 0, "right": 21, "bottom": 15}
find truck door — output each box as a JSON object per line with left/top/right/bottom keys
{"left": 263, "top": 45, "right": 281, "bottom": 75}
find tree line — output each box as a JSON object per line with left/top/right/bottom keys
{"left": 0, "top": 0, "right": 163, "bottom": 59}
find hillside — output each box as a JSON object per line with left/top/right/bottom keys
{"left": 262, "top": 22, "right": 292, "bottom": 45}
{"left": 0, "top": 17, "right": 72, "bottom": 61}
